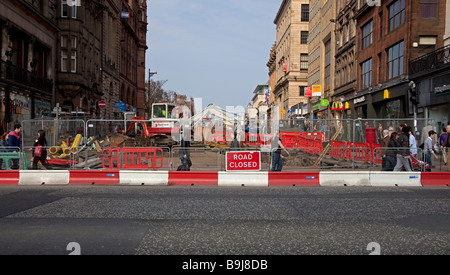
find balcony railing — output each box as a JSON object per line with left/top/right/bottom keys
{"left": 409, "top": 45, "right": 450, "bottom": 76}
{"left": 0, "top": 60, "right": 53, "bottom": 94}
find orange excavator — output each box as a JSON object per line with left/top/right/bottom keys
{"left": 126, "top": 116, "right": 150, "bottom": 137}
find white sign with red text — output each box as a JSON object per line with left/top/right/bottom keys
{"left": 226, "top": 151, "right": 261, "bottom": 171}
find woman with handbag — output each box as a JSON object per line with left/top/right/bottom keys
{"left": 33, "top": 130, "right": 52, "bottom": 170}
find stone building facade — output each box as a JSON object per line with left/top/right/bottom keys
{"left": 333, "top": 0, "right": 357, "bottom": 120}
{"left": 273, "top": 0, "right": 310, "bottom": 119}
{"left": 307, "top": 0, "right": 336, "bottom": 119}
{"left": 120, "top": 0, "right": 148, "bottom": 118}
{"left": 0, "top": 0, "right": 57, "bottom": 133}
{"left": 55, "top": 0, "right": 121, "bottom": 119}
{"left": 1, "top": 0, "right": 148, "bottom": 127}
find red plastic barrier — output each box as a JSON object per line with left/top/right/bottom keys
{"left": 353, "top": 142, "right": 371, "bottom": 162}
{"left": 102, "top": 148, "right": 164, "bottom": 170}
{"left": 268, "top": 172, "right": 320, "bottom": 187}
{"left": 329, "top": 141, "right": 350, "bottom": 160}
{"left": 280, "top": 133, "right": 298, "bottom": 148}
{"left": 259, "top": 134, "right": 273, "bottom": 147}
{"left": 421, "top": 172, "right": 450, "bottom": 187}
{"left": 245, "top": 133, "right": 260, "bottom": 146}
{"left": 0, "top": 171, "right": 19, "bottom": 185}
{"left": 103, "top": 148, "right": 120, "bottom": 169}
{"left": 371, "top": 144, "right": 382, "bottom": 164}
{"left": 69, "top": 170, "right": 119, "bottom": 185}
{"left": 122, "top": 148, "right": 164, "bottom": 170}
{"left": 168, "top": 171, "right": 219, "bottom": 186}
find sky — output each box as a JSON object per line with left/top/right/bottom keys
{"left": 146, "top": 0, "right": 282, "bottom": 110}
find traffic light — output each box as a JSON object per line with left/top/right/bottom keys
{"left": 409, "top": 86, "right": 419, "bottom": 105}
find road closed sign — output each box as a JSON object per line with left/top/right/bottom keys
{"left": 226, "top": 151, "right": 261, "bottom": 171}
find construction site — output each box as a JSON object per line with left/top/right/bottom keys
{"left": 11, "top": 101, "right": 446, "bottom": 173}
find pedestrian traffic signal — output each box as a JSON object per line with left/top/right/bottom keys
{"left": 409, "top": 86, "right": 418, "bottom": 105}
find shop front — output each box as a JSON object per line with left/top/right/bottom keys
{"left": 1, "top": 88, "right": 52, "bottom": 132}
{"left": 371, "top": 83, "right": 409, "bottom": 119}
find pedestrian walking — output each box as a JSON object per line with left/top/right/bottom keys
{"left": 380, "top": 129, "right": 390, "bottom": 170}
{"left": 8, "top": 124, "right": 22, "bottom": 170}
{"left": 230, "top": 131, "right": 240, "bottom": 151}
{"left": 382, "top": 132, "right": 398, "bottom": 171}
{"left": 439, "top": 127, "right": 448, "bottom": 166}
{"left": 409, "top": 128, "right": 418, "bottom": 158}
{"left": 445, "top": 125, "right": 450, "bottom": 171}
{"left": 394, "top": 126, "right": 412, "bottom": 171}
{"left": 0, "top": 132, "right": 9, "bottom": 169}
{"left": 423, "top": 130, "right": 439, "bottom": 172}
{"left": 271, "top": 131, "right": 290, "bottom": 172}
{"left": 32, "top": 130, "right": 52, "bottom": 170}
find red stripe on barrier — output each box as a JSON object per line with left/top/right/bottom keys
{"left": 69, "top": 170, "right": 120, "bottom": 185}
{"left": 268, "top": 172, "right": 320, "bottom": 187}
{"left": 421, "top": 172, "right": 450, "bottom": 187}
{"left": 168, "top": 171, "right": 218, "bottom": 186}
{"left": 0, "top": 171, "right": 20, "bottom": 185}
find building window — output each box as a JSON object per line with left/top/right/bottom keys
{"left": 61, "top": 35, "right": 67, "bottom": 48}
{"left": 361, "top": 58, "right": 372, "bottom": 89}
{"left": 362, "top": 20, "right": 373, "bottom": 49}
{"left": 420, "top": 0, "right": 438, "bottom": 18}
{"left": 72, "top": 5, "right": 77, "bottom": 19}
{"left": 301, "top": 31, "right": 308, "bottom": 44}
{"left": 61, "top": 50, "right": 68, "bottom": 72}
{"left": 61, "top": 1, "right": 68, "bottom": 18}
{"left": 301, "top": 4, "right": 309, "bottom": 22}
{"left": 388, "top": 41, "right": 404, "bottom": 79}
{"left": 325, "top": 40, "right": 331, "bottom": 90}
{"left": 299, "top": 86, "right": 306, "bottom": 97}
{"left": 72, "top": 36, "right": 77, "bottom": 49}
{"left": 388, "top": 0, "right": 405, "bottom": 31}
{"left": 70, "top": 51, "right": 77, "bottom": 73}
{"left": 300, "top": 54, "right": 308, "bottom": 71}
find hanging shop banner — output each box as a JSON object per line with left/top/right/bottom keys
{"left": 312, "top": 85, "right": 321, "bottom": 97}
{"left": 320, "top": 99, "right": 329, "bottom": 107}
{"left": 305, "top": 87, "right": 312, "bottom": 98}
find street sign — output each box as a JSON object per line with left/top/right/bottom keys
{"left": 226, "top": 151, "right": 261, "bottom": 171}
{"left": 121, "top": 11, "right": 130, "bottom": 19}
{"left": 98, "top": 100, "right": 106, "bottom": 109}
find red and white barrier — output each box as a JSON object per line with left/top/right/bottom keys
{"left": 18, "top": 170, "right": 70, "bottom": 185}
{"left": 0, "top": 170, "right": 449, "bottom": 187}
{"left": 120, "top": 170, "right": 168, "bottom": 186}
{"left": 320, "top": 171, "right": 371, "bottom": 186}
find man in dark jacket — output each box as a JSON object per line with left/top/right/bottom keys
{"left": 380, "top": 129, "right": 390, "bottom": 171}
{"left": 394, "top": 126, "right": 412, "bottom": 171}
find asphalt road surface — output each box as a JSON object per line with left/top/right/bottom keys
{"left": 0, "top": 185, "right": 449, "bottom": 257}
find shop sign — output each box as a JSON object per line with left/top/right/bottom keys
{"left": 320, "top": 99, "right": 329, "bottom": 107}
{"left": 384, "top": 89, "right": 390, "bottom": 99}
{"left": 331, "top": 101, "right": 345, "bottom": 111}
{"left": 312, "top": 85, "right": 321, "bottom": 97}
{"left": 305, "top": 87, "right": 312, "bottom": 98}
{"left": 354, "top": 96, "right": 366, "bottom": 105}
